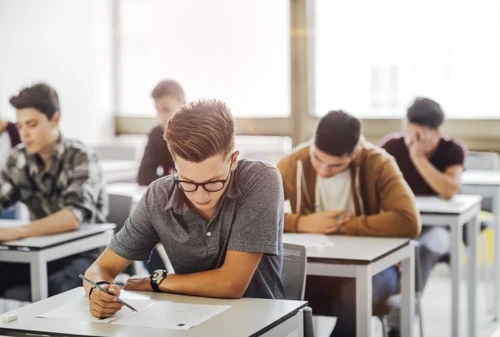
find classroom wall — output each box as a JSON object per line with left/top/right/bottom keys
{"left": 0, "top": 0, "right": 114, "bottom": 144}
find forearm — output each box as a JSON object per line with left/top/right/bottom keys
{"left": 160, "top": 268, "right": 248, "bottom": 299}
{"left": 83, "top": 264, "right": 119, "bottom": 296}
{"left": 342, "top": 211, "right": 421, "bottom": 238}
{"left": 17, "top": 208, "right": 79, "bottom": 239}
{"left": 284, "top": 213, "right": 300, "bottom": 232}
{"left": 411, "top": 155, "right": 459, "bottom": 198}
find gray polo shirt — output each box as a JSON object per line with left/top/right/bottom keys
{"left": 109, "top": 160, "right": 285, "bottom": 299}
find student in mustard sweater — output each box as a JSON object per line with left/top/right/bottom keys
{"left": 277, "top": 110, "right": 420, "bottom": 337}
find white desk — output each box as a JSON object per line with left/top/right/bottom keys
{"left": 416, "top": 194, "right": 482, "bottom": 337}
{"left": 0, "top": 287, "right": 307, "bottom": 337}
{"left": 101, "top": 160, "right": 139, "bottom": 183}
{"left": 462, "top": 170, "right": 500, "bottom": 320}
{"left": 0, "top": 223, "right": 115, "bottom": 302}
{"left": 283, "top": 234, "right": 414, "bottom": 337}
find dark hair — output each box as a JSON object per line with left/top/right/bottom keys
{"left": 406, "top": 97, "right": 444, "bottom": 129}
{"left": 151, "top": 79, "right": 186, "bottom": 104}
{"left": 9, "top": 83, "right": 60, "bottom": 120}
{"left": 314, "top": 110, "right": 361, "bottom": 157}
{"left": 165, "top": 99, "right": 235, "bottom": 162}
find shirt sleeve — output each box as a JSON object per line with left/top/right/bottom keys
{"left": 227, "top": 166, "right": 284, "bottom": 256}
{"left": 108, "top": 187, "right": 160, "bottom": 260}
{"left": 379, "top": 137, "right": 400, "bottom": 156}
{"left": 137, "top": 126, "right": 173, "bottom": 186}
{"left": 61, "top": 151, "right": 104, "bottom": 223}
{"left": 442, "top": 142, "right": 466, "bottom": 169}
{"left": 0, "top": 151, "right": 22, "bottom": 211}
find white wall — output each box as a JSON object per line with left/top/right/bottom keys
{"left": 0, "top": 0, "right": 114, "bottom": 144}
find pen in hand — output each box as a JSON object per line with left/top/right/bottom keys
{"left": 79, "top": 274, "right": 138, "bottom": 312}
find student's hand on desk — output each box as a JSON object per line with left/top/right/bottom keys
{"left": 89, "top": 284, "right": 123, "bottom": 319}
{"left": 0, "top": 227, "right": 23, "bottom": 242}
{"left": 123, "top": 275, "right": 153, "bottom": 292}
{"left": 297, "top": 211, "right": 352, "bottom": 234}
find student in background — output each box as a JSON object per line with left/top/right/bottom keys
{"left": 380, "top": 97, "right": 465, "bottom": 337}
{"left": 0, "top": 116, "right": 21, "bottom": 219}
{"left": 277, "top": 110, "right": 420, "bottom": 337}
{"left": 137, "top": 79, "right": 186, "bottom": 186}
{"left": 84, "top": 99, "right": 284, "bottom": 319}
{"left": 0, "top": 83, "right": 107, "bottom": 298}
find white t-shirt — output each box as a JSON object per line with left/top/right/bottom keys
{"left": 0, "top": 131, "right": 11, "bottom": 170}
{"left": 315, "top": 169, "right": 356, "bottom": 214}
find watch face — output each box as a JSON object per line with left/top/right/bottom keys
{"left": 151, "top": 269, "right": 167, "bottom": 283}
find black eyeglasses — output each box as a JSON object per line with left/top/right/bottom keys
{"left": 175, "top": 170, "right": 231, "bottom": 192}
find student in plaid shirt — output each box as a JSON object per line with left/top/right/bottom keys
{"left": 0, "top": 83, "right": 107, "bottom": 299}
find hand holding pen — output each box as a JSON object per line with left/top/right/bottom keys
{"left": 80, "top": 274, "right": 138, "bottom": 319}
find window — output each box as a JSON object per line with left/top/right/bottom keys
{"left": 313, "top": 0, "right": 500, "bottom": 118}
{"left": 116, "top": 0, "right": 290, "bottom": 118}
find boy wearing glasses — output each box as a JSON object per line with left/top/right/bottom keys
{"left": 84, "top": 99, "right": 285, "bottom": 319}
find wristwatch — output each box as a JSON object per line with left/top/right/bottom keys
{"left": 150, "top": 269, "right": 168, "bottom": 292}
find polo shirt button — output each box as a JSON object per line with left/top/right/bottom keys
{"left": 207, "top": 232, "right": 212, "bottom": 237}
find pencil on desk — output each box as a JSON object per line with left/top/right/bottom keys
{"left": 79, "top": 274, "right": 138, "bottom": 312}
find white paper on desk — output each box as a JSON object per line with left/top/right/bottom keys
{"left": 111, "top": 302, "right": 230, "bottom": 330}
{"left": 283, "top": 233, "right": 334, "bottom": 248}
{"left": 37, "top": 298, "right": 156, "bottom": 323}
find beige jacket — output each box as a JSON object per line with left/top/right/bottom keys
{"left": 276, "top": 140, "right": 421, "bottom": 237}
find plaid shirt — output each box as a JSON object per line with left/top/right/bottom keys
{"left": 0, "top": 136, "right": 107, "bottom": 223}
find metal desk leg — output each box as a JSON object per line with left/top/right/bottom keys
{"left": 467, "top": 216, "right": 479, "bottom": 337}
{"left": 356, "top": 265, "right": 372, "bottom": 337}
{"left": 30, "top": 254, "right": 47, "bottom": 302}
{"left": 493, "top": 187, "right": 500, "bottom": 321}
{"left": 401, "top": 245, "right": 415, "bottom": 337}
{"left": 451, "top": 219, "right": 462, "bottom": 337}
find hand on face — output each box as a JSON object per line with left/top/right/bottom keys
{"left": 297, "top": 211, "right": 353, "bottom": 234}
{"left": 88, "top": 284, "right": 123, "bottom": 319}
{"left": 406, "top": 128, "right": 438, "bottom": 158}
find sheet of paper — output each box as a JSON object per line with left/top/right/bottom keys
{"left": 111, "top": 302, "right": 230, "bottom": 330}
{"left": 37, "top": 297, "right": 156, "bottom": 323}
{"left": 37, "top": 290, "right": 230, "bottom": 331}
{"left": 283, "top": 233, "right": 334, "bottom": 248}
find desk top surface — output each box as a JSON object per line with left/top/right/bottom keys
{"left": 416, "top": 194, "right": 482, "bottom": 215}
{"left": 0, "top": 287, "right": 307, "bottom": 337}
{"left": 0, "top": 223, "right": 115, "bottom": 250}
{"left": 284, "top": 234, "right": 410, "bottom": 264}
{"left": 462, "top": 170, "right": 500, "bottom": 185}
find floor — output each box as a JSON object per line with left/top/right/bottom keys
{"left": 314, "top": 264, "right": 500, "bottom": 337}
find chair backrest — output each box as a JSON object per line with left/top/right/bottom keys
{"left": 465, "top": 151, "right": 500, "bottom": 171}
{"left": 282, "top": 243, "right": 307, "bottom": 301}
{"left": 107, "top": 193, "right": 133, "bottom": 233}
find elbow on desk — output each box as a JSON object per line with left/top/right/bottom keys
{"left": 219, "top": 280, "right": 247, "bottom": 299}
{"left": 399, "top": 213, "right": 421, "bottom": 238}
{"left": 437, "top": 183, "right": 459, "bottom": 200}
{"left": 439, "top": 190, "right": 458, "bottom": 201}
{"left": 67, "top": 218, "right": 81, "bottom": 231}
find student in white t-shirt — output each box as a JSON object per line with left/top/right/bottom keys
{"left": 277, "top": 110, "right": 420, "bottom": 337}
